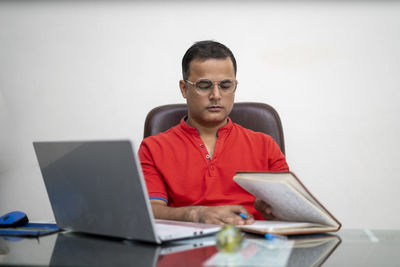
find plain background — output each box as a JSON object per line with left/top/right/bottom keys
{"left": 1, "top": 0, "right": 399, "bottom": 229}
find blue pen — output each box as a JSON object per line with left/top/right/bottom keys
{"left": 264, "top": 233, "right": 287, "bottom": 240}
{"left": 238, "top": 213, "right": 247, "bottom": 219}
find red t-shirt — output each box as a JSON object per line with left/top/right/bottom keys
{"left": 138, "top": 117, "right": 289, "bottom": 220}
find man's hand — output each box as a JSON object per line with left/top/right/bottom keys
{"left": 150, "top": 200, "right": 254, "bottom": 226}
{"left": 190, "top": 205, "right": 254, "bottom": 226}
{"left": 254, "top": 198, "right": 277, "bottom": 220}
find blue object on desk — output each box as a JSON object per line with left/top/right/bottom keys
{"left": 264, "top": 233, "right": 288, "bottom": 240}
{"left": 0, "top": 211, "right": 29, "bottom": 228}
{"left": 0, "top": 223, "right": 59, "bottom": 237}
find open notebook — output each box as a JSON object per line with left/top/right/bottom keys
{"left": 33, "top": 140, "right": 220, "bottom": 244}
{"left": 234, "top": 172, "right": 341, "bottom": 235}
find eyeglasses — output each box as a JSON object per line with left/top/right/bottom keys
{"left": 185, "top": 78, "right": 238, "bottom": 96}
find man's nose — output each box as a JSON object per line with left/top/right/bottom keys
{"left": 209, "top": 83, "right": 222, "bottom": 99}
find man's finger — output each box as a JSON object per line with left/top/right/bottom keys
{"left": 221, "top": 214, "right": 246, "bottom": 225}
{"left": 229, "top": 205, "right": 254, "bottom": 224}
{"left": 230, "top": 205, "right": 253, "bottom": 218}
{"left": 254, "top": 198, "right": 270, "bottom": 210}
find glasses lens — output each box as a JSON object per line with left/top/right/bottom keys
{"left": 219, "top": 79, "right": 235, "bottom": 90}
{"left": 191, "top": 79, "right": 237, "bottom": 95}
{"left": 196, "top": 79, "right": 213, "bottom": 91}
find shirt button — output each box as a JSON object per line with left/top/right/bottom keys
{"left": 210, "top": 165, "right": 215, "bottom": 170}
{"left": 206, "top": 154, "right": 211, "bottom": 159}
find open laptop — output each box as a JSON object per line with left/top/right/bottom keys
{"left": 33, "top": 140, "right": 220, "bottom": 244}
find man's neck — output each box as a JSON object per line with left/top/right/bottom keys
{"left": 186, "top": 117, "right": 228, "bottom": 157}
{"left": 186, "top": 117, "right": 228, "bottom": 138}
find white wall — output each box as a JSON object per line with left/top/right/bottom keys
{"left": 1, "top": 1, "right": 399, "bottom": 229}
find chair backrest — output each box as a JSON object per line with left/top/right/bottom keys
{"left": 143, "top": 102, "right": 285, "bottom": 154}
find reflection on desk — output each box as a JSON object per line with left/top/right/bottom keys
{"left": 202, "top": 234, "right": 339, "bottom": 267}
{"left": 51, "top": 232, "right": 340, "bottom": 267}
{"left": 51, "top": 233, "right": 158, "bottom": 266}
{"left": 1, "top": 229, "right": 400, "bottom": 266}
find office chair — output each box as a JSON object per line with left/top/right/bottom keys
{"left": 143, "top": 102, "right": 285, "bottom": 154}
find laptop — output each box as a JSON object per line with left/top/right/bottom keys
{"left": 33, "top": 140, "right": 221, "bottom": 244}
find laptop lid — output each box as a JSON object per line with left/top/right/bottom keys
{"left": 34, "top": 140, "right": 160, "bottom": 243}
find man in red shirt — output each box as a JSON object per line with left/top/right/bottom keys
{"left": 139, "top": 41, "right": 289, "bottom": 226}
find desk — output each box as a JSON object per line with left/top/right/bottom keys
{"left": 0, "top": 229, "right": 399, "bottom": 266}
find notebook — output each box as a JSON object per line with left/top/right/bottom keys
{"left": 33, "top": 140, "right": 220, "bottom": 244}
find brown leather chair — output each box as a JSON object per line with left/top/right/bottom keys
{"left": 143, "top": 102, "right": 285, "bottom": 154}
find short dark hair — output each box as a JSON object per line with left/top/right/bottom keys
{"left": 182, "top": 40, "right": 237, "bottom": 80}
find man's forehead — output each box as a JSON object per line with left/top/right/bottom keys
{"left": 190, "top": 57, "right": 233, "bottom": 65}
{"left": 188, "top": 58, "right": 235, "bottom": 73}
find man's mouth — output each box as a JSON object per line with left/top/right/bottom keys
{"left": 207, "top": 106, "right": 223, "bottom": 112}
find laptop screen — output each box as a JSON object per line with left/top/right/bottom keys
{"left": 34, "top": 140, "right": 159, "bottom": 243}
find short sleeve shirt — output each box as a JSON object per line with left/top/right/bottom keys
{"left": 138, "top": 117, "right": 289, "bottom": 220}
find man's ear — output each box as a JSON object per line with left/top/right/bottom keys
{"left": 179, "top": 80, "right": 187, "bottom": 99}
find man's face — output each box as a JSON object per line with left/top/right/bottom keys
{"left": 179, "top": 58, "right": 236, "bottom": 128}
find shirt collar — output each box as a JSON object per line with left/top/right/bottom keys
{"left": 179, "top": 116, "right": 233, "bottom": 137}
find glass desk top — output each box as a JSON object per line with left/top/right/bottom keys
{"left": 0, "top": 229, "right": 399, "bottom": 266}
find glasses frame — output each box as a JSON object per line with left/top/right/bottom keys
{"left": 185, "top": 78, "right": 238, "bottom": 96}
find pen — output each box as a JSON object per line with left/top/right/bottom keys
{"left": 238, "top": 213, "right": 247, "bottom": 219}
{"left": 264, "top": 233, "right": 287, "bottom": 240}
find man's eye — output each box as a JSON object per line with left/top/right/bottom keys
{"left": 197, "top": 80, "right": 212, "bottom": 90}
{"left": 219, "top": 80, "right": 233, "bottom": 89}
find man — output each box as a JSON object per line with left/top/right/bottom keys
{"left": 139, "top": 40, "right": 289, "bottom": 226}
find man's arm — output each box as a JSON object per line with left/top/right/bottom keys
{"left": 150, "top": 199, "right": 254, "bottom": 226}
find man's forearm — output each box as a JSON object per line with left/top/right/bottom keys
{"left": 150, "top": 200, "right": 254, "bottom": 225}
{"left": 151, "top": 201, "right": 203, "bottom": 222}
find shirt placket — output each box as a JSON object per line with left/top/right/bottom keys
{"left": 198, "top": 142, "right": 217, "bottom": 177}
